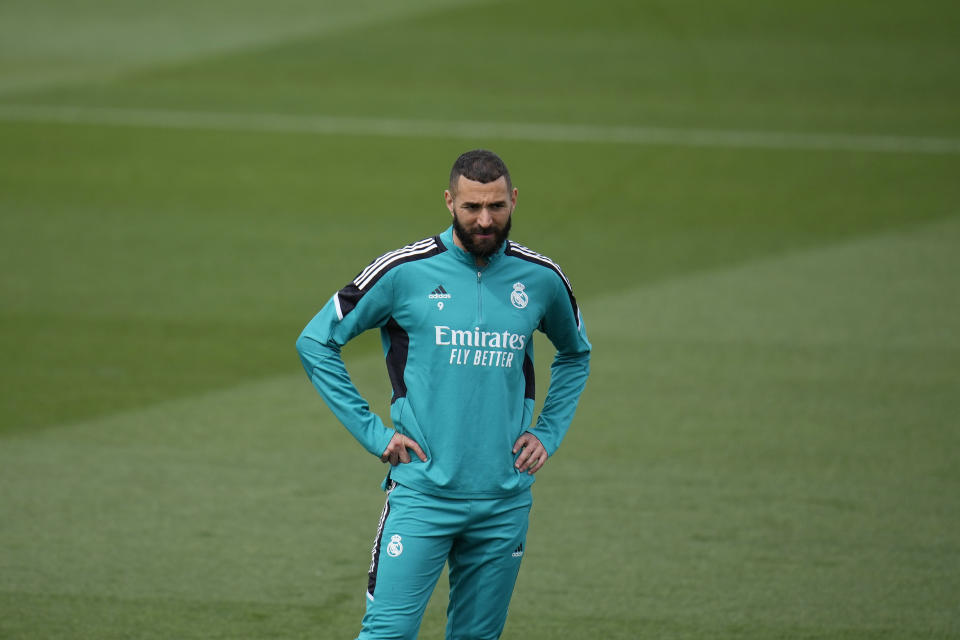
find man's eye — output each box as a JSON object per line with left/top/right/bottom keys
{"left": 463, "top": 204, "right": 481, "bottom": 211}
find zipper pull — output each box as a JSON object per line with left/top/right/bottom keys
{"left": 477, "top": 271, "right": 483, "bottom": 323}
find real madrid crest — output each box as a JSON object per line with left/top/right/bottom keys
{"left": 510, "top": 282, "right": 529, "bottom": 309}
{"left": 386, "top": 534, "right": 403, "bottom": 557}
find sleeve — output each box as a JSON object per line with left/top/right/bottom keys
{"left": 295, "top": 273, "right": 397, "bottom": 458}
{"left": 528, "top": 273, "right": 591, "bottom": 456}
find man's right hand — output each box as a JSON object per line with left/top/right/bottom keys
{"left": 380, "top": 432, "right": 428, "bottom": 465}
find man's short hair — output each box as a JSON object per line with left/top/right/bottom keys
{"left": 449, "top": 150, "right": 512, "bottom": 194}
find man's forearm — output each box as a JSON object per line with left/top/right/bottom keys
{"left": 296, "top": 334, "right": 395, "bottom": 457}
{"left": 531, "top": 350, "right": 590, "bottom": 455}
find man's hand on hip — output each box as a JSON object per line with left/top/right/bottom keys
{"left": 513, "top": 432, "right": 548, "bottom": 475}
{"left": 381, "top": 432, "right": 428, "bottom": 465}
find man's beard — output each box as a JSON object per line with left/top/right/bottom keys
{"left": 452, "top": 213, "right": 512, "bottom": 259}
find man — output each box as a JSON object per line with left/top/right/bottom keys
{"left": 296, "top": 149, "right": 591, "bottom": 639}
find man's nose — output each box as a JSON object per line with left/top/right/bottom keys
{"left": 477, "top": 208, "right": 494, "bottom": 226}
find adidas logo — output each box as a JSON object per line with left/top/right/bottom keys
{"left": 428, "top": 285, "right": 451, "bottom": 300}
{"left": 511, "top": 543, "right": 523, "bottom": 558}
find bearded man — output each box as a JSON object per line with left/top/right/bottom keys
{"left": 296, "top": 149, "right": 591, "bottom": 640}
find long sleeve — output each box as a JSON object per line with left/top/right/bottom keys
{"left": 296, "top": 275, "right": 397, "bottom": 458}
{"left": 529, "top": 276, "right": 591, "bottom": 456}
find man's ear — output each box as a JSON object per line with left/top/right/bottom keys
{"left": 444, "top": 189, "right": 455, "bottom": 215}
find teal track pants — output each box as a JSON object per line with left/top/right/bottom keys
{"left": 357, "top": 482, "right": 533, "bottom": 640}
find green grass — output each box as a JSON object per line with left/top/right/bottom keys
{"left": 2, "top": 0, "right": 959, "bottom": 638}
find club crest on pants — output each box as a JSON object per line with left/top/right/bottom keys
{"left": 386, "top": 534, "right": 403, "bottom": 557}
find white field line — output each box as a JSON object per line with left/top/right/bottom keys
{"left": 2, "top": 103, "right": 960, "bottom": 155}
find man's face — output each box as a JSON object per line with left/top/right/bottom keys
{"left": 444, "top": 175, "right": 517, "bottom": 259}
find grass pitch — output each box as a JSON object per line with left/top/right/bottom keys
{"left": 2, "top": 1, "right": 959, "bottom": 638}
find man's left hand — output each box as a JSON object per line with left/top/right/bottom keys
{"left": 512, "top": 432, "right": 548, "bottom": 475}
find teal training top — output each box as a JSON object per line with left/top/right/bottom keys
{"left": 296, "top": 225, "right": 591, "bottom": 498}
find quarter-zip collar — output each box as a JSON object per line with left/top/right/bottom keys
{"left": 439, "top": 225, "right": 507, "bottom": 269}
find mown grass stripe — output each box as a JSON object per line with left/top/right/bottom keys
{"left": 2, "top": 103, "right": 959, "bottom": 155}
